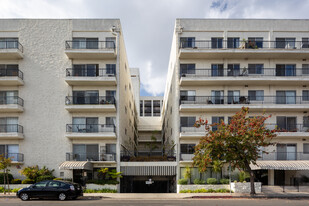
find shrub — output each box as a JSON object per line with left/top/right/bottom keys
{"left": 193, "top": 179, "right": 205, "bottom": 185}
{"left": 178, "top": 178, "right": 188, "bottom": 185}
{"left": 53, "top": 178, "right": 63, "bottom": 181}
{"left": 0, "top": 173, "right": 13, "bottom": 184}
{"left": 22, "top": 179, "right": 35, "bottom": 184}
{"left": 0, "top": 187, "right": 23, "bottom": 193}
{"left": 20, "top": 165, "right": 54, "bottom": 182}
{"left": 179, "top": 188, "right": 232, "bottom": 193}
{"left": 206, "top": 178, "right": 217, "bottom": 184}
{"left": 220, "top": 178, "right": 229, "bottom": 184}
{"left": 238, "top": 171, "right": 250, "bottom": 182}
{"left": 84, "top": 189, "right": 117, "bottom": 193}
{"left": 11, "top": 179, "right": 22, "bottom": 184}
{"left": 36, "top": 175, "right": 54, "bottom": 182}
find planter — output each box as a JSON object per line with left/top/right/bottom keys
{"left": 230, "top": 182, "right": 261, "bottom": 193}
{"left": 85, "top": 183, "right": 118, "bottom": 190}
{"left": 177, "top": 184, "right": 230, "bottom": 193}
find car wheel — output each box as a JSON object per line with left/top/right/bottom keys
{"left": 58, "top": 193, "right": 66, "bottom": 201}
{"left": 20, "top": 193, "right": 29, "bottom": 201}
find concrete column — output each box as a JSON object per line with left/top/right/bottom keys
{"left": 268, "top": 170, "right": 274, "bottom": 185}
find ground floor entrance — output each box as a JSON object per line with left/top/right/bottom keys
{"left": 120, "top": 176, "right": 176, "bottom": 193}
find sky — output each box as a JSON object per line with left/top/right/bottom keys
{"left": 1, "top": 0, "right": 309, "bottom": 96}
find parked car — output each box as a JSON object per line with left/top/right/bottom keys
{"left": 16, "top": 180, "right": 83, "bottom": 201}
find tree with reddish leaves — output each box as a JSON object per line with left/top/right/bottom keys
{"left": 193, "top": 107, "right": 277, "bottom": 195}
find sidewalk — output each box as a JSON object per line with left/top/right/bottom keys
{"left": 2, "top": 192, "right": 309, "bottom": 199}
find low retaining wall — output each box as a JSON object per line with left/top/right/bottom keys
{"left": 0, "top": 184, "right": 31, "bottom": 189}
{"left": 177, "top": 184, "right": 230, "bottom": 193}
{"left": 85, "top": 184, "right": 118, "bottom": 190}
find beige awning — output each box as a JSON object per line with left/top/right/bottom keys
{"left": 59, "top": 161, "right": 93, "bottom": 170}
{"left": 250, "top": 161, "right": 309, "bottom": 170}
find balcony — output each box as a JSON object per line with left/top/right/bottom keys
{"left": 66, "top": 152, "right": 116, "bottom": 162}
{"left": 1, "top": 153, "right": 24, "bottom": 163}
{"left": 65, "top": 41, "right": 116, "bottom": 60}
{"left": 180, "top": 153, "right": 194, "bottom": 162}
{"left": 179, "top": 40, "right": 309, "bottom": 59}
{"left": 65, "top": 68, "right": 116, "bottom": 86}
{"left": 0, "top": 41, "right": 23, "bottom": 59}
{"left": 0, "top": 96, "right": 24, "bottom": 112}
{"left": 180, "top": 126, "right": 205, "bottom": 139}
{"left": 258, "top": 152, "right": 309, "bottom": 161}
{"left": 65, "top": 124, "right": 116, "bottom": 139}
{"left": 65, "top": 96, "right": 116, "bottom": 112}
{"left": 180, "top": 68, "right": 309, "bottom": 86}
{"left": 267, "top": 124, "right": 309, "bottom": 138}
{"left": 179, "top": 96, "right": 309, "bottom": 112}
{"left": 0, "top": 124, "right": 24, "bottom": 139}
{"left": 0, "top": 69, "right": 24, "bottom": 86}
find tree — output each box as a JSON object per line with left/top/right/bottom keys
{"left": 0, "top": 154, "right": 12, "bottom": 194}
{"left": 193, "top": 107, "right": 277, "bottom": 195}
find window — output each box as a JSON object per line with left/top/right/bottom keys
{"left": 212, "top": 116, "right": 224, "bottom": 131}
{"left": 153, "top": 100, "right": 161, "bottom": 116}
{"left": 140, "top": 100, "right": 143, "bottom": 116}
{"left": 0, "top": 144, "right": 19, "bottom": 161}
{"left": 211, "top": 38, "right": 223, "bottom": 49}
{"left": 228, "top": 117, "right": 232, "bottom": 124}
{"left": 180, "top": 90, "right": 196, "bottom": 102}
{"left": 277, "top": 116, "right": 297, "bottom": 132}
{"left": 0, "top": 38, "right": 18, "bottom": 49}
{"left": 72, "top": 90, "right": 99, "bottom": 104}
{"left": 180, "top": 144, "right": 196, "bottom": 154}
{"left": 211, "top": 64, "right": 224, "bottom": 76}
{"left": 247, "top": 37, "right": 263, "bottom": 48}
{"left": 0, "top": 117, "right": 18, "bottom": 133}
{"left": 303, "top": 90, "right": 309, "bottom": 101}
{"left": 302, "top": 38, "right": 309, "bottom": 48}
{"left": 303, "top": 116, "right": 309, "bottom": 127}
{"left": 277, "top": 144, "right": 296, "bottom": 160}
{"left": 227, "top": 90, "right": 240, "bottom": 104}
{"left": 180, "top": 117, "right": 196, "bottom": 128}
{"left": 72, "top": 64, "right": 99, "bottom": 77}
{"left": 106, "top": 144, "right": 116, "bottom": 154}
{"left": 72, "top": 38, "right": 98, "bottom": 49}
{"left": 211, "top": 90, "right": 224, "bottom": 104}
{"left": 106, "top": 64, "right": 116, "bottom": 75}
{"left": 106, "top": 117, "right": 116, "bottom": 126}
{"left": 302, "top": 64, "right": 309, "bottom": 75}
{"left": 72, "top": 117, "right": 98, "bottom": 133}
{"left": 144, "top": 100, "right": 152, "bottom": 116}
{"left": 227, "top": 64, "right": 240, "bottom": 76}
{"left": 276, "top": 91, "right": 296, "bottom": 104}
{"left": 248, "top": 64, "right": 264, "bottom": 75}
{"left": 248, "top": 90, "right": 264, "bottom": 101}
{"left": 73, "top": 144, "right": 99, "bottom": 161}
{"left": 0, "top": 91, "right": 18, "bottom": 105}
{"left": 34, "top": 181, "right": 48, "bottom": 188}
{"left": 106, "top": 90, "right": 116, "bottom": 103}
{"left": 304, "top": 143, "right": 309, "bottom": 154}
{"left": 180, "top": 64, "right": 195, "bottom": 76}
{"left": 106, "top": 37, "right": 116, "bottom": 48}
{"left": 227, "top": 38, "right": 239, "bottom": 48}
{"left": 276, "top": 64, "right": 296, "bottom": 76}
{"left": 0, "top": 65, "right": 19, "bottom": 77}
{"left": 276, "top": 38, "right": 296, "bottom": 49}
{"left": 180, "top": 37, "right": 195, "bottom": 48}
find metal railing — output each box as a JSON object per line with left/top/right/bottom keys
{"left": 0, "top": 124, "right": 23, "bottom": 133}
{"left": 180, "top": 126, "right": 205, "bottom": 133}
{"left": 179, "top": 96, "right": 308, "bottom": 105}
{"left": 66, "top": 68, "right": 116, "bottom": 77}
{"left": 0, "top": 96, "right": 24, "bottom": 106}
{"left": 1, "top": 153, "right": 24, "bottom": 162}
{"left": 65, "top": 41, "right": 115, "bottom": 50}
{"left": 180, "top": 68, "right": 309, "bottom": 78}
{"left": 0, "top": 41, "right": 23, "bottom": 52}
{"left": 180, "top": 153, "right": 195, "bottom": 161}
{"left": 66, "top": 124, "right": 115, "bottom": 133}
{"left": 66, "top": 152, "right": 116, "bottom": 161}
{"left": 266, "top": 124, "right": 309, "bottom": 132}
{"left": 180, "top": 40, "right": 309, "bottom": 50}
{"left": 258, "top": 152, "right": 309, "bottom": 161}
{"left": 0, "top": 69, "right": 23, "bottom": 79}
{"left": 65, "top": 96, "right": 116, "bottom": 105}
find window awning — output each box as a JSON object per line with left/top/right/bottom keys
{"left": 250, "top": 161, "right": 309, "bottom": 170}
{"left": 59, "top": 161, "right": 93, "bottom": 170}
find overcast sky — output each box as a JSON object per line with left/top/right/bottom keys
{"left": 1, "top": 0, "right": 309, "bottom": 96}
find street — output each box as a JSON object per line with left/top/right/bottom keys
{"left": 1, "top": 198, "right": 309, "bottom": 206}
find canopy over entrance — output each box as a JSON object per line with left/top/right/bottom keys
{"left": 250, "top": 161, "right": 309, "bottom": 170}
{"left": 59, "top": 161, "right": 93, "bottom": 170}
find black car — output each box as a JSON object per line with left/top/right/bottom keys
{"left": 16, "top": 180, "right": 83, "bottom": 201}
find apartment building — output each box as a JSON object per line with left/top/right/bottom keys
{"left": 163, "top": 19, "right": 309, "bottom": 186}
{"left": 0, "top": 19, "right": 137, "bottom": 185}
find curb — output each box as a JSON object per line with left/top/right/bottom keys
{"left": 190, "top": 195, "right": 309, "bottom": 199}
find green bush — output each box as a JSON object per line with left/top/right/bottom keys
{"left": 36, "top": 175, "right": 54, "bottom": 182}
{"left": 53, "top": 178, "right": 63, "bottom": 181}
{"left": 22, "top": 179, "right": 35, "bottom": 184}
{"left": 179, "top": 188, "right": 232, "bottom": 193}
{"left": 178, "top": 178, "right": 188, "bottom": 185}
{"left": 220, "top": 178, "right": 229, "bottom": 184}
{"left": 238, "top": 171, "right": 250, "bottom": 182}
{"left": 20, "top": 165, "right": 54, "bottom": 182}
{"left": 86, "top": 179, "right": 119, "bottom": 185}
{"left": 0, "top": 173, "right": 13, "bottom": 184}
{"left": 0, "top": 187, "right": 22, "bottom": 193}
{"left": 84, "top": 189, "right": 117, "bottom": 193}
{"left": 206, "top": 178, "right": 218, "bottom": 184}
{"left": 193, "top": 179, "right": 205, "bottom": 185}
{"left": 11, "top": 179, "right": 22, "bottom": 184}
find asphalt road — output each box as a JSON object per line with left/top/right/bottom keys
{"left": 1, "top": 198, "right": 309, "bottom": 206}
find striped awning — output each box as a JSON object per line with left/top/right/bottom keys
{"left": 250, "top": 161, "right": 309, "bottom": 170}
{"left": 59, "top": 161, "right": 93, "bottom": 170}
{"left": 121, "top": 166, "right": 176, "bottom": 176}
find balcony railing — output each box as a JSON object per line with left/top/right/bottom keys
{"left": 180, "top": 40, "right": 309, "bottom": 50}
{"left": 180, "top": 153, "right": 194, "bottom": 161}
{"left": 180, "top": 126, "right": 205, "bottom": 133}
{"left": 65, "top": 41, "right": 115, "bottom": 50}
{"left": 1, "top": 153, "right": 24, "bottom": 162}
{"left": 0, "top": 69, "right": 23, "bottom": 79}
{"left": 66, "top": 68, "right": 116, "bottom": 77}
{"left": 266, "top": 124, "right": 309, "bottom": 132}
{"left": 66, "top": 124, "right": 115, "bottom": 133}
{"left": 180, "top": 68, "right": 309, "bottom": 78}
{"left": 0, "top": 124, "right": 23, "bottom": 133}
{"left": 258, "top": 152, "right": 309, "bottom": 161}
{"left": 0, "top": 96, "right": 24, "bottom": 106}
{"left": 65, "top": 96, "right": 116, "bottom": 105}
{"left": 66, "top": 152, "right": 116, "bottom": 161}
{"left": 0, "top": 41, "right": 23, "bottom": 52}
{"left": 180, "top": 96, "right": 308, "bottom": 105}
